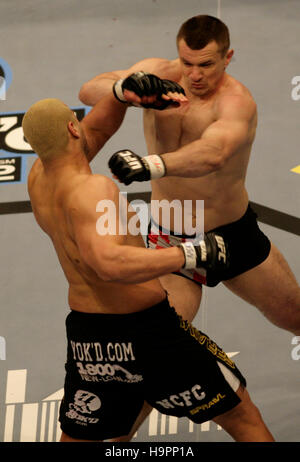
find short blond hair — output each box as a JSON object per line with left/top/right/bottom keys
{"left": 22, "top": 98, "right": 77, "bottom": 161}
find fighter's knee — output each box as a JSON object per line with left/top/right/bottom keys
{"left": 212, "top": 386, "right": 274, "bottom": 442}
{"left": 213, "top": 386, "right": 262, "bottom": 427}
{"left": 274, "top": 313, "right": 300, "bottom": 337}
{"left": 234, "top": 386, "right": 263, "bottom": 422}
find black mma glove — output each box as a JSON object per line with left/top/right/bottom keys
{"left": 179, "top": 232, "right": 229, "bottom": 272}
{"left": 108, "top": 149, "right": 166, "bottom": 185}
{"left": 113, "top": 71, "right": 185, "bottom": 110}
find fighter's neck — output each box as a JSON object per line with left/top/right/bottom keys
{"left": 42, "top": 149, "right": 90, "bottom": 176}
{"left": 184, "top": 73, "right": 231, "bottom": 102}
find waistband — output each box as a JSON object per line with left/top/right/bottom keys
{"left": 209, "top": 204, "right": 255, "bottom": 234}
{"left": 148, "top": 217, "right": 199, "bottom": 239}
{"left": 148, "top": 204, "right": 254, "bottom": 237}
{"left": 67, "top": 297, "right": 175, "bottom": 326}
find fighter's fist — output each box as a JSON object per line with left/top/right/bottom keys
{"left": 113, "top": 72, "right": 186, "bottom": 110}
{"left": 108, "top": 150, "right": 166, "bottom": 185}
{"left": 179, "top": 232, "right": 229, "bottom": 275}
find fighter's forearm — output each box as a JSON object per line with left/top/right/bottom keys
{"left": 79, "top": 72, "right": 120, "bottom": 106}
{"left": 81, "top": 93, "right": 127, "bottom": 161}
{"left": 108, "top": 139, "right": 226, "bottom": 186}
{"left": 161, "top": 139, "right": 226, "bottom": 178}
{"left": 91, "top": 93, "right": 127, "bottom": 140}
{"left": 94, "top": 245, "right": 185, "bottom": 284}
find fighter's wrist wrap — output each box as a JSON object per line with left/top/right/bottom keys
{"left": 113, "top": 79, "right": 127, "bottom": 103}
{"left": 178, "top": 242, "right": 197, "bottom": 269}
{"left": 143, "top": 155, "right": 166, "bottom": 179}
{"left": 179, "top": 241, "right": 208, "bottom": 269}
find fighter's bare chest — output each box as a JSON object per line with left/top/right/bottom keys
{"left": 145, "top": 100, "right": 216, "bottom": 148}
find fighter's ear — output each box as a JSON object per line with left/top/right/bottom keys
{"left": 224, "top": 49, "right": 234, "bottom": 68}
{"left": 67, "top": 121, "right": 80, "bottom": 139}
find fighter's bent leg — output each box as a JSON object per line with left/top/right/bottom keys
{"left": 223, "top": 243, "right": 300, "bottom": 335}
{"left": 159, "top": 273, "right": 202, "bottom": 322}
{"left": 212, "top": 385, "right": 274, "bottom": 442}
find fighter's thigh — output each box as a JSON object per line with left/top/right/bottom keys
{"left": 223, "top": 242, "right": 300, "bottom": 329}
{"left": 159, "top": 273, "right": 202, "bottom": 322}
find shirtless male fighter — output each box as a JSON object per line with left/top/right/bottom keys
{"left": 22, "top": 93, "right": 274, "bottom": 442}
{"left": 79, "top": 14, "right": 300, "bottom": 334}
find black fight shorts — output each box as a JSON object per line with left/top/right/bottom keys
{"left": 59, "top": 299, "right": 246, "bottom": 441}
{"left": 147, "top": 204, "right": 271, "bottom": 287}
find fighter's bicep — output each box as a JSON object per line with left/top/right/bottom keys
{"left": 202, "top": 118, "right": 250, "bottom": 156}
{"left": 202, "top": 95, "right": 256, "bottom": 156}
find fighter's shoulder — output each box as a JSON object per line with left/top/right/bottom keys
{"left": 217, "top": 77, "right": 257, "bottom": 119}
{"left": 67, "top": 174, "right": 120, "bottom": 211}
{"left": 63, "top": 175, "right": 118, "bottom": 234}
{"left": 27, "top": 158, "right": 43, "bottom": 192}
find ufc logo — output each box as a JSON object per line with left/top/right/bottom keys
{"left": 120, "top": 151, "right": 141, "bottom": 170}
{"left": 291, "top": 76, "right": 300, "bottom": 101}
{"left": 291, "top": 336, "right": 300, "bottom": 361}
{"left": 215, "top": 235, "right": 227, "bottom": 263}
